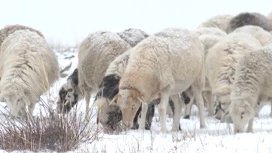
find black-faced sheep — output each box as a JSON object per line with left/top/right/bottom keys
{"left": 0, "top": 30, "right": 59, "bottom": 117}
{"left": 197, "top": 14, "right": 234, "bottom": 33}
{"left": 0, "top": 24, "right": 45, "bottom": 47}
{"left": 229, "top": 46, "right": 272, "bottom": 133}
{"left": 205, "top": 32, "right": 262, "bottom": 121}
{"left": 227, "top": 12, "right": 272, "bottom": 33}
{"left": 115, "top": 28, "right": 206, "bottom": 133}
{"left": 57, "top": 29, "right": 149, "bottom": 117}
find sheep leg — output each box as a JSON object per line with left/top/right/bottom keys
{"left": 159, "top": 90, "right": 170, "bottom": 133}
{"left": 138, "top": 102, "right": 148, "bottom": 130}
{"left": 247, "top": 119, "right": 254, "bottom": 133}
{"left": 191, "top": 85, "right": 207, "bottom": 128}
{"left": 170, "top": 94, "right": 182, "bottom": 131}
{"left": 84, "top": 92, "right": 91, "bottom": 122}
{"left": 205, "top": 91, "right": 214, "bottom": 116}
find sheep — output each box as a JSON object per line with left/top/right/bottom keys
{"left": 77, "top": 31, "right": 131, "bottom": 120}
{"left": 95, "top": 50, "right": 177, "bottom": 133}
{"left": 114, "top": 28, "right": 206, "bottom": 133}
{"left": 183, "top": 27, "right": 227, "bottom": 118}
{"left": 227, "top": 12, "right": 272, "bottom": 33}
{"left": 231, "top": 25, "right": 272, "bottom": 46}
{"left": 205, "top": 32, "right": 262, "bottom": 121}
{"left": 229, "top": 46, "right": 272, "bottom": 133}
{"left": 0, "top": 30, "right": 59, "bottom": 117}
{"left": 57, "top": 28, "right": 148, "bottom": 119}
{"left": 0, "top": 24, "right": 45, "bottom": 47}
{"left": 197, "top": 14, "right": 234, "bottom": 33}
{"left": 57, "top": 68, "right": 82, "bottom": 113}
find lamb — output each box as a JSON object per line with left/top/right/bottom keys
{"left": 114, "top": 28, "right": 206, "bottom": 133}
{"left": 229, "top": 46, "right": 272, "bottom": 133}
{"left": 205, "top": 32, "right": 262, "bottom": 121}
{"left": 0, "top": 24, "right": 45, "bottom": 47}
{"left": 57, "top": 28, "right": 148, "bottom": 118}
{"left": 197, "top": 14, "right": 234, "bottom": 33}
{"left": 231, "top": 25, "right": 272, "bottom": 46}
{"left": 227, "top": 12, "right": 272, "bottom": 33}
{"left": 0, "top": 30, "right": 59, "bottom": 117}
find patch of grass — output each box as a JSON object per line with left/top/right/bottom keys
{"left": 0, "top": 109, "right": 99, "bottom": 152}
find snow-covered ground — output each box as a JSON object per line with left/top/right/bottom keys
{"left": 29, "top": 50, "right": 272, "bottom": 153}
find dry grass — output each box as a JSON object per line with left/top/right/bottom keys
{"left": 0, "top": 107, "right": 99, "bottom": 152}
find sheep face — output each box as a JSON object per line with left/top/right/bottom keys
{"left": 95, "top": 97, "right": 123, "bottom": 133}
{"left": 57, "top": 81, "right": 81, "bottom": 113}
{"left": 0, "top": 89, "right": 29, "bottom": 118}
{"left": 229, "top": 99, "right": 255, "bottom": 133}
{"left": 116, "top": 88, "right": 142, "bottom": 129}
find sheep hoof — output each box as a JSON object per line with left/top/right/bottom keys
{"left": 183, "top": 115, "right": 190, "bottom": 119}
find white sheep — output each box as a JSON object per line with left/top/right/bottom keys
{"left": 231, "top": 25, "right": 272, "bottom": 46}
{"left": 205, "top": 32, "right": 262, "bottom": 120}
{"left": 114, "top": 28, "right": 206, "bottom": 133}
{"left": 197, "top": 14, "right": 234, "bottom": 33}
{"left": 227, "top": 12, "right": 272, "bottom": 33}
{"left": 229, "top": 46, "right": 272, "bottom": 133}
{"left": 0, "top": 30, "right": 59, "bottom": 117}
{"left": 77, "top": 31, "right": 131, "bottom": 120}
{"left": 57, "top": 28, "right": 148, "bottom": 118}
{"left": 0, "top": 24, "right": 45, "bottom": 47}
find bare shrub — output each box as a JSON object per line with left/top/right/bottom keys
{"left": 0, "top": 107, "right": 99, "bottom": 152}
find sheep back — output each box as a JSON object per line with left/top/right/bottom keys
{"left": 78, "top": 31, "right": 131, "bottom": 93}
{"left": 227, "top": 12, "right": 272, "bottom": 33}
{"left": 197, "top": 14, "right": 234, "bottom": 33}
{"left": 117, "top": 28, "right": 149, "bottom": 47}
{"left": 0, "top": 24, "right": 45, "bottom": 47}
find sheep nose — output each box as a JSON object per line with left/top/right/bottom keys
{"left": 122, "top": 121, "right": 132, "bottom": 129}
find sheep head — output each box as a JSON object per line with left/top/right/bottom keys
{"left": 115, "top": 87, "right": 142, "bottom": 129}
{"left": 229, "top": 99, "right": 255, "bottom": 133}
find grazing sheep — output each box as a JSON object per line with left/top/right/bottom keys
{"left": 0, "top": 24, "right": 45, "bottom": 47}
{"left": 57, "top": 68, "right": 82, "bottom": 113}
{"left": 229, "top": 46, "right": 272, "bottom": 133}
{"left": 0, "top": 30, "right": 59, "bottom": 117}
{"left": 95, "top": 50, "right": 178, "bottom": 133}
{"left": 117, "top": 28, "right": 149, "bottom": 47}
{"left": 57, "top": 29, "right": 149, "bottom": 119}
{"left": 206, "top": 32, "right": 262, "bottom": 121}
{"left": 227, "top": 12, "right": 272, "bottom": 33}
{"left": 231, "top": 25, "right": 272, "bottom": 46}
{"left": 198, "top": 14, "right": 234, "bottom": 33}
{"left": 77, "top": 31, "right": 131, "bottom": 120}
{"left": 115, "top": 28, "right": 206, "bottom": 133}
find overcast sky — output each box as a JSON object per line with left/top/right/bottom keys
{"left": 0, "top": 0, "right": 271, "bottom": 46}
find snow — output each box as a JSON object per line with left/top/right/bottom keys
{"left": 0, "top": 0, "right": 272, "bottom": 152}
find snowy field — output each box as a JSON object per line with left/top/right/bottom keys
{"left": 0, "top": 0, "right": 272, "bottom": 152}
{"left": 5, "top": 49, "right": 269, "bottom": 153}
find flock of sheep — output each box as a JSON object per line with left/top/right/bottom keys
{"left": 0, "top": 11, "right": 272, "bottom": 135}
